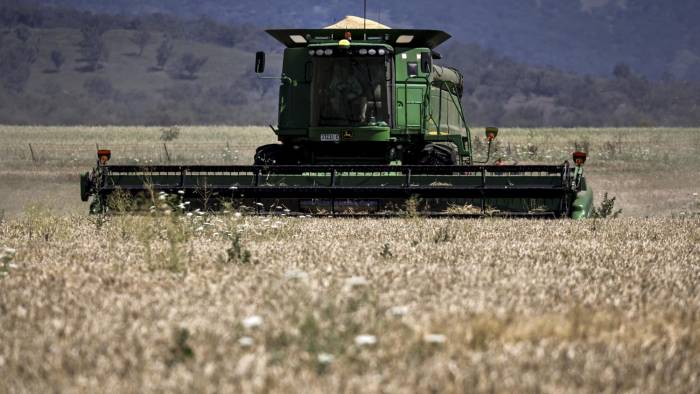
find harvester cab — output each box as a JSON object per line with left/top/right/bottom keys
{"left": 254, "top": 25, "right": 471, "bottom": 166}
{"left": 79, "top": 17, "right": 593, "bottom": 218}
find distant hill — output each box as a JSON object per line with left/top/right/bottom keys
{"left": 1, "top": 3, "right": 699, "bottom": 126}
{"left": 29, "top": 0, "right": 700, "bottom": 80}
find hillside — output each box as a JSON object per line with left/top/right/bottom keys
{"left": 0, "top": 24, "right": 281, "bottom": 125}
{"left": 30, "top": 0, "right": 700, "bottom": 80}
{"left": 1, "top": 4, "right": 700, "bottom": 126}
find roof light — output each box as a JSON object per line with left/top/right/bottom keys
{"left": 339, "top": 39, "right": 351, "bottom": 48}
{"left": 315, "top": 49, "right": 324, "bottom": 56}
{"left": 290, "top": 35, "right": 307, "bottom": 44}
{"left": 368, "top": 49, "right": 377, "bottom": 55}
{"left": 324, "top": 49, "right": 333, "bottom": 56}
{"left": 573, "top": 151, "right": 587, "bottom": 166}
{"left": 358, "top": 48, "right": 368, "bottom": 55}
{"left": 396, "top": 35, "right": 414, "bottom": 44}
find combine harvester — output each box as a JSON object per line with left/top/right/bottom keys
{"left": 81, "top": 17, "right": 593, "bottom": 218}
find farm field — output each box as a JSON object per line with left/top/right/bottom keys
{"left": 0, "top": 126, "right": 699, "bottom": 217}
{"left": 0, "top": 126, "right": 699, "bottom": 392}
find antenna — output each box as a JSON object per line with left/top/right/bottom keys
{"left": 363, "top": 0, "right": 367, "bottom": 40}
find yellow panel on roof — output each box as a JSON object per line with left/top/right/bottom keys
{"left": 324, "top": 16, "right": 390, "bottom": 30}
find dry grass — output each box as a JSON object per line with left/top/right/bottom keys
{"left": 0, "top": 126, "right": 699, "bottom": 392}
{"left": 1, "top": 213, "right": 699, "bottom": 393}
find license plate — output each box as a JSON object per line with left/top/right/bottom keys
{"left": 320, "top": 133, "right": 339, "bottom": 142}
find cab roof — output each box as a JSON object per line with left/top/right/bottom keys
{"left": 266, "top": 29, "right": 451, "bottom": 50}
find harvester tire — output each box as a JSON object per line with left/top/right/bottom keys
{"left": 417, "top": 143, "right": 458, "bottom": 165}
{"left": 254, "top": 144, "right": 291, "bottom": 165}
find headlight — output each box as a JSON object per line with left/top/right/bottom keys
{"left": 315, "top": 49, "right": 324, "bottom": 56}
{"left": 358, "top": 48, "right": 368, "bottom": 55}
{"left": 368, "top": 49, "right": 377, "bottom": 55}
{"left": 308, "top": 49, "right": 315, "bottom": 56}
{"left": 378, "top": 49, "right": 386, "bottom": 56}
{"left": 324, "top": 49, "right": 333, "bottom": 56}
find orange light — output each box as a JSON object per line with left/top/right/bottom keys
{"left": 98, "top": 149, "right": 111, "bottom": 164}
{"left": 573, "top": 151, "right": 587, "bottom": 166}
{"left": 485, "top": 127, "right": 499, "bottom": 142}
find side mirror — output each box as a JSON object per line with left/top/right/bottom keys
{"left": 485, "top": 127, "right": 499, "bottom": 141}
{"left": 431, "top": 51, "right": 442, "bottom": 60}
{"left": 255, "top": 51, "right": 266, "bottom": 74}
{"left": 420, "top": 52, "right": 432, "bottom": 74}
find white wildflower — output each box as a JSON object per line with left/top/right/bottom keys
{"left": 177, "top": 190, "right": 185, "bottom": 195}
{"left": 345, "top": 276, "right": 368, "bottom": 289}
{"left": 284, "top": 270, "right": 308, "bottom": 280}
{"left": 234, "top": 212, "right": 242, "bottom": 218}
{"left": 242, "top": 315, "right": 263, "bottom": 329}
{"left": 229, "top": 186, "right": 238, "bottom": 190}
{"left": 423, "top": 334, "right": 447, "bottom": 344}
{"left": 388, "top": 305, "right": 409, "bottom": 317}
{"left": 238, "top": 336, "right": 254, "bottom": 347}
{"left": 354, "top": 335, "right": 377, "bottom": 346}
{"left": 317, "top": 353, "right": 334, "bottom": 364}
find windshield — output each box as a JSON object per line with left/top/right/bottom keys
{"left": 311, "top": 56, "right": 391, "bottom": 127}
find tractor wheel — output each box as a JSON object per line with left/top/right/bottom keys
{"left": 417, "top": 143, "right": 458, "bottom": 165}
{"left": 254, "top": 144, "right": 290, "bottom": 165}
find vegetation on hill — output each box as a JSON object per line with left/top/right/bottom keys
{"left": 1, "top": 3, "right": 699, "bottom": 126}
{"left": 30, "top": 0, "right": 700, "bottom": 80}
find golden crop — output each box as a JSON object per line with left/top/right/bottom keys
{"left": 1, "top": 213, "right": 699, "bottom": 393}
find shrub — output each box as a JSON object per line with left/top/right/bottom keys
{"left": 130, "top": 29, "right": 151, "bottom": 56}
{"left": 155, "top": 37, "right": 173, "bottom": 70}
{"left": 592, "top": 192, "right": 622, "bottom": 219}
{"left": 159, "top": 126, "right": 180, "bottom": 141}
{"left": 170, "top": 53, "right": 208, "bottom": 80}
{"left": 50, "top": 50, "right": 65, "bottom": 71}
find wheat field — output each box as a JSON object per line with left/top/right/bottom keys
{"left": 1, "top": 127, "right": 699, "bottom": 393}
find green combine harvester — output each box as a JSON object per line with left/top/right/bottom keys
{"left": 80, "top": 17, "right": 593, "bottom": 218}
